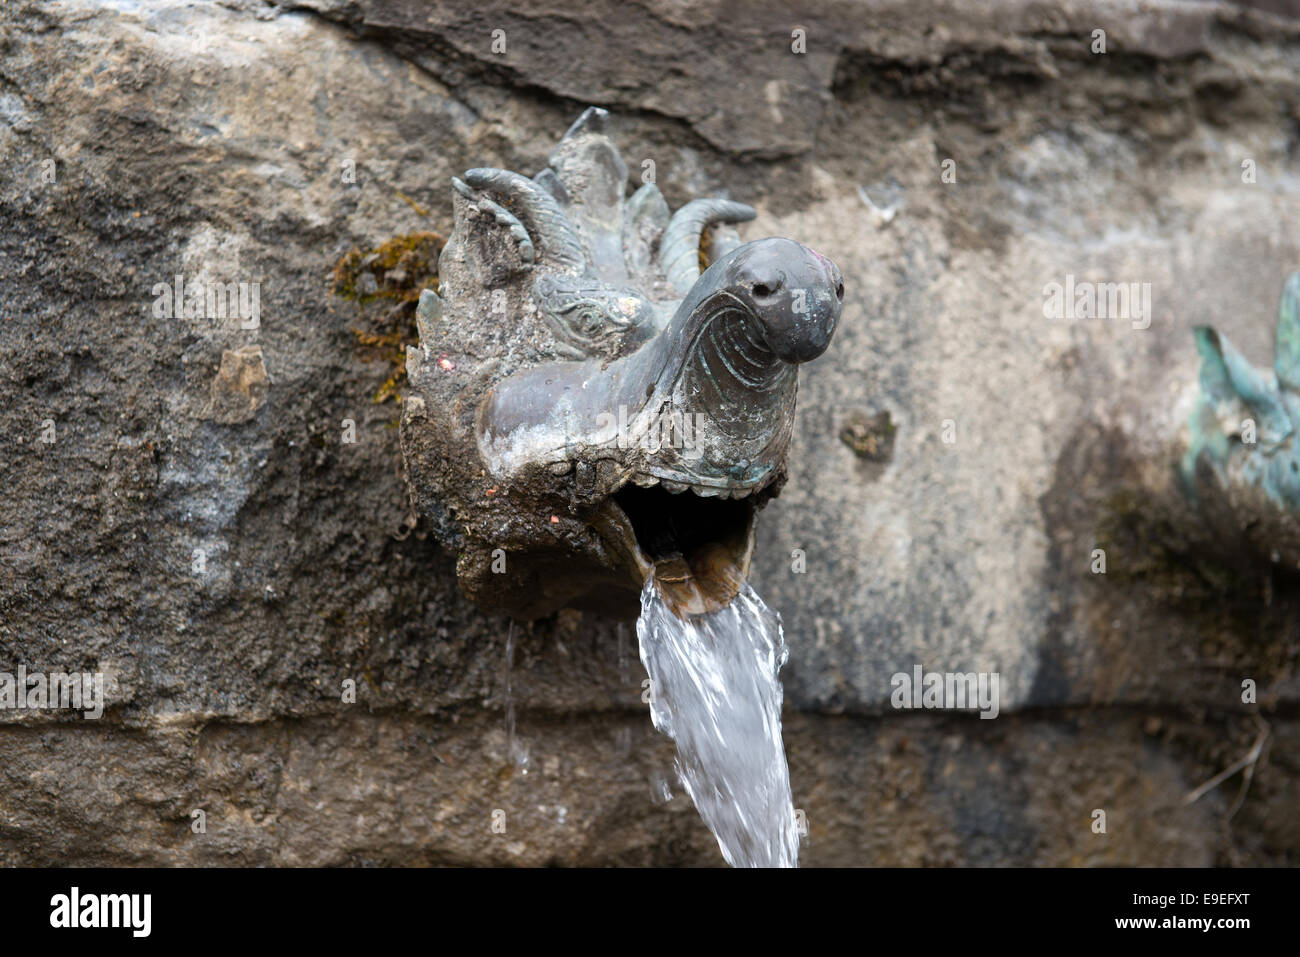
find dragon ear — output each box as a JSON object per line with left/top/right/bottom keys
{"left": 558, "top": 105, "right": 609, "bottom": 141}
{"left": 441, "top": 176, "right": 536, "bottom": 303}
{"left": 623, "top": 182, "right": 669, "bottom": 285}
{"left": 451, "top": 175, "right": 536, "bottom": 269}
{"left": 548, "top": 108, "right": 617, "bottom": 194}
{"left": 460, "top": 168, "right": 586, "bottom": 274}
{"left": 1274, "top": 272, "right": 1300, "bottom": 393}
{"left": 1193, "top": 325, "right": 1292, "bottom": 447}
{"left": 533, "top": 167, "right": 570, "bottom": 205}
{"left": 546, "top": 107, "right": 628, "bottom": 282}
{"left": 659, "top": 199, "right": 755, "bottom": 296}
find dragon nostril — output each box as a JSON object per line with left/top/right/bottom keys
{"left": 752, "top": 280, "right": 781, "bottom": 298}
{"left": 835, "top": 282, "right": 844, "bottom": 300}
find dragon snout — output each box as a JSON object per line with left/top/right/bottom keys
{"left": 726, "top": 238, "right": 843, "bottom": 364}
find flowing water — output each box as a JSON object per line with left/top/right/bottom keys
{"left": 636, "top": 576, "right": 799, "bottom": 868}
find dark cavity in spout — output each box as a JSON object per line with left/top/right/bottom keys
{"left": 614, "top": 483, "right": 753, "bottom": 618}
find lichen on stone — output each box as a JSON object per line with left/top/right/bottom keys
{"left": 332, "top": 232, "right": 446, "bottom": 403}
{"left": 839, "top": 409, "right": 896, "bottom": 462}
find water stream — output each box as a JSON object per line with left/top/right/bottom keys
{"left": 636, "top": 576, "right": 799, "bottom": 868}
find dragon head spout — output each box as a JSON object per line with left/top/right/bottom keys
{"left": 401, "top": 108, "right": 842, "bottom": 619}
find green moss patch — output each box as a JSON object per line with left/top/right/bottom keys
{"left": 331, "top": 232, "right": 445, "bottom": 404}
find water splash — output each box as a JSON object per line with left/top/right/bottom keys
{"left": 636, "top": 576, "right": 799, "bottom": 868}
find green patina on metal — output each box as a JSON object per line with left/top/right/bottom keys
{"left": 1181, "top": 272, "right": 1300, "bottom": 508}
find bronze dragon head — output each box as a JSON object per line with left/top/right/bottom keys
{"left": 401, "top": 108, "right": 842, "bottom": 619}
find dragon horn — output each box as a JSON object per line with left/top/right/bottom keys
{"left": 659, "top": 198, "right": 755, "bottom": 296}
{"left": 463, "top": 167, "right": 586, "bottom": 273}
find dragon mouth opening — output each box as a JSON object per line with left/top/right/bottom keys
{"left": 604, "top": 479, "right": 759, "bottom": 617}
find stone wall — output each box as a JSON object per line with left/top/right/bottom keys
{"left": 1, "top": 0, "right": 1296, "bottom": 865}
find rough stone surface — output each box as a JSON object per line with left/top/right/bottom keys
{"left": 1, "top": 0, "right": 1297, "bottom": 865}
